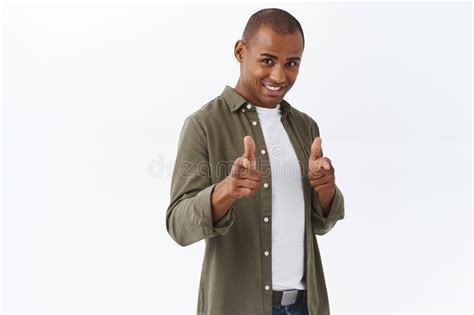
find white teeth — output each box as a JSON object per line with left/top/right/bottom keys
{"left": 264, "top": 84, "right": 282, "bottom": 91}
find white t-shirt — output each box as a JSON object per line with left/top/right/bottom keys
{"left": 255, "top": 104, "right": 306, "bottom": 291}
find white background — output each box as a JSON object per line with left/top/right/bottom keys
{"left": 1, "top": 1, "right": 472, "bottom": 313}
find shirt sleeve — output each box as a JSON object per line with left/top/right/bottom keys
{"left": 166, "top": 116, "right": 236, "bottom": 246}
{"left": 311, "top": 186, "right": 345, "bottom": 235}
{"left": 308, "top": 117, "right": 345, "bottom": 236}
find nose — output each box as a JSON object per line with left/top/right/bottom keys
{"left": 269, "top": 65, "right": 286, "bottom": 84}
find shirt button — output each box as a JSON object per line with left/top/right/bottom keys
{"left": 252, "top": 121, "right": 258, "bottom": 126}
{"left": 263, "top": 182, "right": 269, "bottom": 188}
{"left": 247, "top": 104, "right": 252, "bottom": 109}
{"left": 264, "top": 251, "right": 270, "bottom": 256}
{"left": 241, "top": 108, "right": 246, "bottom": 112}
{"left": 261, "top": 149, "right": 266, "bottom": 155}
{"left": 263, "top": 217, "right": 269, "bottom": 223}
{"left": 265, "top": 285, "right": 270, "bottom": 291}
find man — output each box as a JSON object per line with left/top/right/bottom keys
{"left": 166, "top": 8, "right": 345, "bottom": 315}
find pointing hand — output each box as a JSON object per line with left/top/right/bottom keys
{"left": 210, "top": 136, "right": 262, "bottom": 222}
{"left": 225, "top": 135, "right": 262, "bottom": 198}
{"left": 308, "top": 137, "right": 335, "bottom": 196}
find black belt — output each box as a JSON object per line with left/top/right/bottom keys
{"left": 272, "top": 289, "right": 306, "bottom": 306}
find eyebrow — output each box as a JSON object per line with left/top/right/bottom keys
{"left": 260, "top": 53, "right": 301, "bottom": 61}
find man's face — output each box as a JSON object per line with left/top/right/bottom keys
{"left": 234, "top": 25, "right": 304, "bottom": 108}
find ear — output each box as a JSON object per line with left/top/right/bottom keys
{"left": 234, "top": 40, "right": 245, "bottom": 63}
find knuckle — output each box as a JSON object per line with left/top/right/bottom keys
{"left": 234, "top": 157, "right": 242, "bottom": 166}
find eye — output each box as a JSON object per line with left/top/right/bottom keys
{"left": 261, "top": 58, "right": 273, "bottom": 65}
{"left": 287, "top": 61, "right": 298, "bottom": 67}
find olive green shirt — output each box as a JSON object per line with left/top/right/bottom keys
{"left": 166, "top": 86, "right": 345, "bottom": 315}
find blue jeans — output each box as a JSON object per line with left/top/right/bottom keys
{"left": 272, "top": 301, "right": 308, "bottom": 315}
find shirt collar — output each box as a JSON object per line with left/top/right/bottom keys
{"left": 221, "top": 85, "right": 292, "bottom": 115}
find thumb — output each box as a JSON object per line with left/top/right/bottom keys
{"left": 309, "top": 137, "right": 322, "bottom": 161}
{"left": 243, "top": 135, "right": 255, "bottom": 160}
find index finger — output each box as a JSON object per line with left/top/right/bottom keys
{"left": 309, "top": 137, "right": 322, "bottom": 161}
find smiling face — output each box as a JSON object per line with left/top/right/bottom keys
{"left": 234, "top": 25, "right": 304, "bottom": 108}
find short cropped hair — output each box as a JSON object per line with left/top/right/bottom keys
{"left": 242, "top": 8, "right": 305, "bottom": 48}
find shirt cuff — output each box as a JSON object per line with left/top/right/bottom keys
{"left": 212, "top": 205, "right": 236, "bottom": 235}
{"left": 192, "top": 184, "right": 236, "bottom": 238}
{"left": 313, "top": 185, "right": 345, "bottom": 224}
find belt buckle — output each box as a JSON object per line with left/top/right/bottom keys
{"left": 281, "top": 289, "right": 298, "bottom": 306}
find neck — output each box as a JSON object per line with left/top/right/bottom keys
{"left": 234, "top": 79, "right": 277, "bottom": 109}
